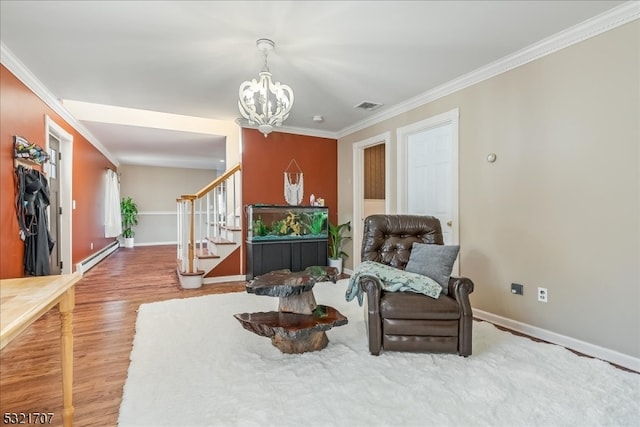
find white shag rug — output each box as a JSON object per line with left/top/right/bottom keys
{"left": 119, "top": 279, "right": 639, "bottom": 427}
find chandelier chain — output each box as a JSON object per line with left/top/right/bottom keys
{"left": 262, "top": 48, "right": 270, "bottom": 73}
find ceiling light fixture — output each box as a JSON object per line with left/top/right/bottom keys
{"left": 238, "top": 38, "right": 294, "bottom": 137}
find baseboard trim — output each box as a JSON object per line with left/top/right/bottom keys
{"left": 75, "top": 241, "right": 119, "bottom": 274}
{"left": 203, "top": 275, "right": 247, "bottom": 285}
{"left": 474, "top": 309, "right": 640, "bottom": 373}
{"left": 131, "top": 240, "right": 177, "bottom": 247}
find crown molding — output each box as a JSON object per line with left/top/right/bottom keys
{"left": 237, "top": 120, "right": 339, "bottom": 140}
{"left": 275, "top": 124, "right": 338, "bottom": 140}
{"left": 337, "top": 1, "right": 640, "bottom": 139}
{"left": 1, "top": 41, "right": 119, "bottom": 166}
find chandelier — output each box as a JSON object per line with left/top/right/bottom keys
{"left": 238, "top": 38, "right": 294, "bottom": 137}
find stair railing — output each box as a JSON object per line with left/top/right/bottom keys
{"left": 176, "top": 163, "right": 242, "bottom": 275}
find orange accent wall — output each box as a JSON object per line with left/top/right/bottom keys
{"left": 0, "top": 65, "right": 116, "bottom": 278}
{"left": 240, "top": 128, "right": 338, "bottom": 274}
{"left": 204, "top": 247, "right": 242, "bottom": 278}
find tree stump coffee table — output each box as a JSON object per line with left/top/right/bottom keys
{"left": 234, "top": 266, "right": 348, "bottom": 354}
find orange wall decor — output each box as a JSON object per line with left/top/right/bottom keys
{"left": 241, "top": 128, "right": 338, "bottom": 221}
{"left": 0, "top": 65, "right": 117, "bottom": 278}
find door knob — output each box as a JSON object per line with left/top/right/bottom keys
{"left": 447, "top": 220, "right": 452, "bottom": 227}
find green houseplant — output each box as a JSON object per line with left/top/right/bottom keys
{"left": 328, "top": 221, "right": 351, "bottom": 274}
{"left": 120, "top": 197, "right": 139, "bottom": 247}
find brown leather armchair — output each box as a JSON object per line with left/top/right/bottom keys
{"left": 358, "top": 215, "right": 474, "bottom": 356}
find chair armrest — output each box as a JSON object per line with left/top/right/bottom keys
{"left": 448, "top": 276, "right": 474, "bottom": 356}
{"left": 360, "top": 275, "right": 383, "bottom": 356}
{"left": 448, "top": 276, "right": 474, "bottom": 317}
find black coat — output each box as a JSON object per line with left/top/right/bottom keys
{"left": 16, "top": 166, "right": 54, "bottom": 276}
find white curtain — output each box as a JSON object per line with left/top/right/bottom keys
{"left": 104, "top": 169, "right": 122, "bottom": 238}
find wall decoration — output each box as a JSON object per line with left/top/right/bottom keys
{"left": 284, "top": 159, "right": 303, "bottom": 205}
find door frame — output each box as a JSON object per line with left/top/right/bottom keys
{"left": 352, "top": 131, "right": 391, "bottom": 271}
{"left": 396, "top": 107, "right": 460, "bottom": 253}
{"left": 44, "top": 115, "right": 73, "bottom": 274}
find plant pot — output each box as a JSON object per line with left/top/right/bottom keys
{"left": 123, "top": 237, "right": 134, "bottom": 248}
{"left": 328, "top": 258, "right": 343, "bottom": 275}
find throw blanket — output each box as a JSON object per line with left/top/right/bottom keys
{"left": 345, "top": 261, "right": 441, "bottom": 306}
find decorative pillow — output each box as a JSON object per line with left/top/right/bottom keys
{"left": 404, "top": 243, "right": 459, "bottom": 295}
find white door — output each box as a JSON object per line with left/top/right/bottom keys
{"left": 397, "top": 109, "right": 459, "bottom": 272}
{"left": 406, "top": 124, "right": 453, "bottom": 244}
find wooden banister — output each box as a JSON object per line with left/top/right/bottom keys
{"left": 176, "top": 163, "right": 242, "bottom": 280}
{"left": 181, "top": 163, "right": 241, "bottom": 200}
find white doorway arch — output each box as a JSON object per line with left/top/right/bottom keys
{"left": 44, "top": 115, "right": 73, "bottom": 274}
{"left": 352, "top": 131, "right": 391, "bottom": 271}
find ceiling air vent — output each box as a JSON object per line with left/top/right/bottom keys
{"left": 354, "top": 101, "right": 383, "bottom": 111}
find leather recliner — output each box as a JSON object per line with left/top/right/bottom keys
{"left": 358, "top": 215, "right": 474, "bottom": 356}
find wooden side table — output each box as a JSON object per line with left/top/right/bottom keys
{"left": 1, "top": 273, "right": 80, "bottom": 427}
{"left": 234, "top": 266, "right": 348, "bottom": 353}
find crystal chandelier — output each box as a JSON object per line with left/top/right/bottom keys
{"left": 238, "top": 38, "right": 294, "bottom": 137}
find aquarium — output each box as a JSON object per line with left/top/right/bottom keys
{"left": 246, "top": 204, "right": 329, "bottom": 241}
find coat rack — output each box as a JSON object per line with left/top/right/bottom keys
{"left": 13, "top": 135, "right": 50, "bottom": 168}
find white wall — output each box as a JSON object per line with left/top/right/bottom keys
{"left": 364, "top": 199, "right": 386, "bottom": 219}
{"left": 119, "top": 164, "right": 219, "bottom": 245}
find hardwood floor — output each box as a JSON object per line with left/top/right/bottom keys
{"left": 2, "top": 245, "right": 635, "bottom": 426}
{"left": 0, "top": 245, "right": 245, "bottom": 427}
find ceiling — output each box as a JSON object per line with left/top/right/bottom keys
{"left": 0, "top": 1, "right": 627, "bottom": 169}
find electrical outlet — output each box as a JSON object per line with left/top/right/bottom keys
{"left": 537, "top": 287, "right": 548, "bottom": 303}
{"left": 90, "top": 242, "right": 94, "bottom": 250}
{"left": 511, "top": 283, "right": 523, "bottom": 295}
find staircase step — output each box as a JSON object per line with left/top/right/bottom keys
{"left": 206, "top": 236, "right": 236, "bottom": 245}
{"left": 177, "top": 269, "right": 205, "bottom": 277}
{"left": 221, "top": 225, "right": 242, "bottom": 232}
{"left": 196, "top": 248, "right": 220, "bottom": 259}
{"left": 175, "top": 260, "right": 205, "bottom": 276}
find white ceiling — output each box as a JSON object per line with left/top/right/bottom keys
{"left": 0, "top": 1, "right": 628, "bottom": 169}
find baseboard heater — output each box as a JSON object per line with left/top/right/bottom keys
{"left": 75, "top": 240, "right": 119, "bottom": 275}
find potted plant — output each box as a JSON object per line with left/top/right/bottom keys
{"left": 120, "top": 196, "right": 139, "bottom": 248}
{"left": 328, "top": 220, "right": 351, "bottom": 274}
